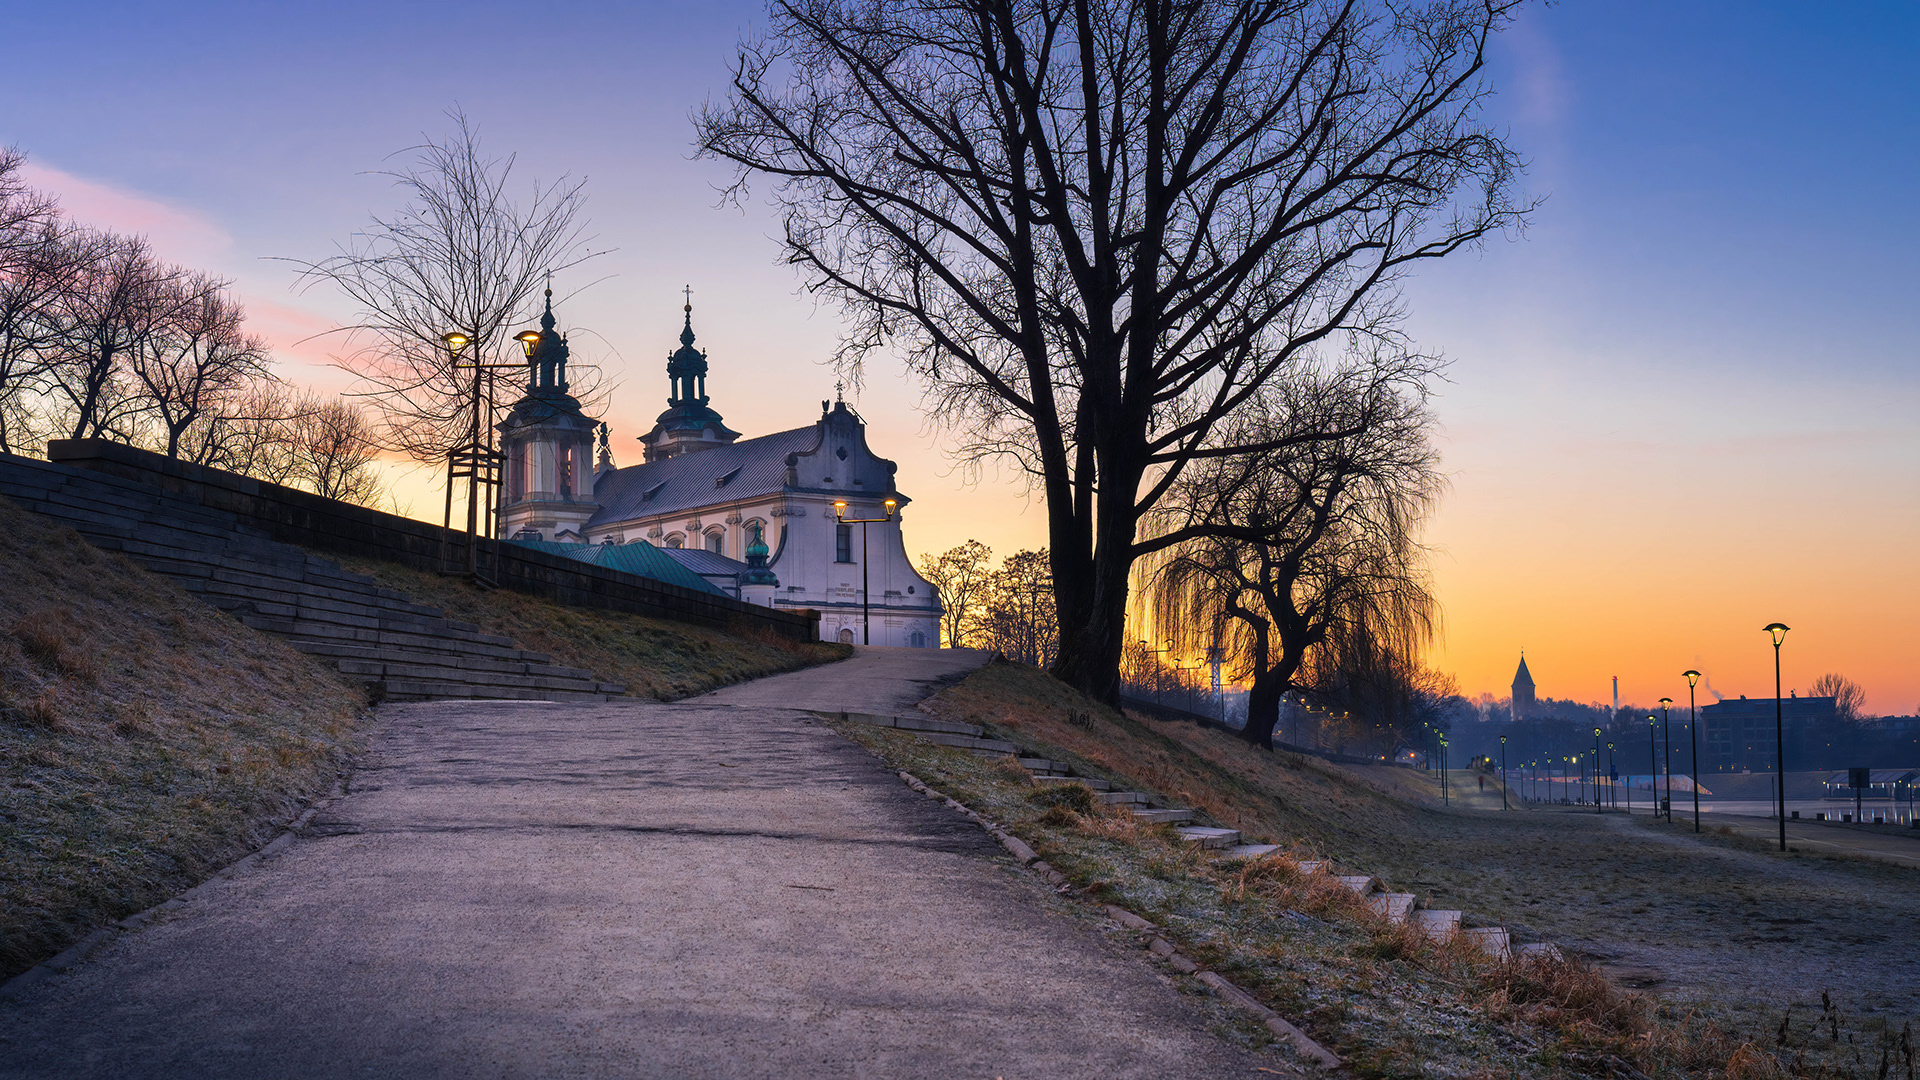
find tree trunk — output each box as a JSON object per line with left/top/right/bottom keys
{"left": 1243, "top": 667, "right": 1285, "bottom": 751}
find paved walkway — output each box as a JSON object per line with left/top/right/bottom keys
{"left": 0, "top": 648, "right": 1274, "bottom": 1078}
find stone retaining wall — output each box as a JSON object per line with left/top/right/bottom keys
{"left": 38, "top": 439, "right": 820, "bottom": 642}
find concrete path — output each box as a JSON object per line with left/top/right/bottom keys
{"left": 688, "top": 644, "right": 994, "bottom": 714}
{"left": 0, "top": 650, "right": 1274, "bottom": 1078}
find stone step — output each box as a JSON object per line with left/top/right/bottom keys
{"left": 1463, "top": 927, "right": 1510, "bottom": 959}
{"left": 245, "top": 616, "right": 548, "bottom": 665}
{"left": 1409, "top": 909, "right": 1461, "bottom": 942}
{"left": 1337, "top": 875, "right": 1378, "bottom": 896}
{"left": 1032, "top": 775, "right": 1110, "bottom": 792}
{"left": 917, "top": 732, "right": 1019, "bottom": 754}
{"left": 288, "top": 636, "right": 590, "bottom": 680}
{"left": 332, "top": 658, "right": 605, "bottom": 694}
{"left": 1132, "top": 808, "right": 1194, "bottom": 825}
{"left": 1175, "top": 826, "right": 1241, "bottom": 849}
{"left": 838, "top": 712, "right": 983, "bottom": 737}
{"left": 1018, "top": 757, "right": 1069, "bottom": 775}
{"left": 1368, "top": 893, "right": 1416, "bottom": 923}
{"left": 1297, "top": 860, "right": 1326, "bottom": 876}
{"left": 1098, "top": 791, "right": 1150, "bottom": 806}
{"left": 379, "top": 678, "right": 608, "bottom": 703}
{"left": 1220, "top": 844, "right": 1280, "bottom": 859}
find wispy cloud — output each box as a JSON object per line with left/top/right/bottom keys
{"left": 18, "top": 160, "right": 233, "bottom": 267}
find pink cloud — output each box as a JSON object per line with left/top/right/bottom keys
{"left": 18, "top": 160, "right": 233, "bottom": 268}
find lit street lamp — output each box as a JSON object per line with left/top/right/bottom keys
{"left": 1607, "top": 741, "right": 1616, "bottom": 809}
{"left": 1683, "top": 670, "right": 1703, "bottom": 833}
{"left": 832, "top": 497, "right": 898, "bottom": 644}
{"left": 1765, "top": 623, "right": 1790, "bottom": 851}
{"left": 1660, "top": 697, "right": 1674, "bottom": 820}
{"left": 1647, "top": 715, "right": 1660, "bottom": 818}
{"left": 1593, "top": 727, "right": 1603, "bottom": 814}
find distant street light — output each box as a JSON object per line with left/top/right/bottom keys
{"left": 1594, "top": 727, "right": 1603, "bottom": 814}
{"left": 1441, "top": 737, "right": 1449, "bottom": 805}
{"left": 1499, "top": 734, "right": 1509, "bottom": 811}
{"left": 1765, "top": 623, "right": 1791, "bottom": 851}
{"left": 1683, "top": 670, "right": 1703, "bottom": 833}
{"left": 832, "top": 497, "right": 898, "bottom": 644}
{"left": 1607, "top": 741, "right": 1617, "bottom": 810}
{"left": 1647, "top": 715, "right": 1660, "bottom": 818}
{"left": 1659, "top": 697, "right": 1675, "bottom": 820}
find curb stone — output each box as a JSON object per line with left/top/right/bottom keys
{"left": 895, "top": 770, "right": 1342, "bottom": 1071}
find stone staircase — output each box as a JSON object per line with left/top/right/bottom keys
{"left": 0, "top": 454, "right": 623, "bottom": 703}
{"left": 833, "top": 707, "right": 1548, "bottom": 961}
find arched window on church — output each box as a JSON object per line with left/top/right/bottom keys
{"left": 705, "top": 530, "right": 724, "bottom": 554}
{"left": 909, "top": 630, "right": 927, "bottom": 648}
{"left": 835, "top": 522, "right": 852, "bottom": 563}
{"left": 665, "top": 533, "right": 685, "bottom": 549}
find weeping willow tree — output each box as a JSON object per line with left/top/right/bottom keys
{"left": 1137, "top": 358, "right": 1442, "bottom": 749}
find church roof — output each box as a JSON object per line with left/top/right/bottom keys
{"left": 506, "top": 538, "right": 724, "bottom": 595}
{"left": 1512, "top": 655, "right": 1536, "bottom": 690}
{"left": 588, "top": 423, "right": 823, "bottom": 526}
{"left": 659, "top": 548, "right": 750, "bottom": 576}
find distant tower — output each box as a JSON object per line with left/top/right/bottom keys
{"left": 1511, "top": 653, "right": 1537, "bottom": 722}
{"left": 638, "top": 289, "right": 741, "bottom": 463}
{"left": 497, "top": 289, "right": 601, "bottom": 543}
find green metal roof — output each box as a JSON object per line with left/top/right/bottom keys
{"left": 508, "top": 539, "right": 727, "bottom": 595}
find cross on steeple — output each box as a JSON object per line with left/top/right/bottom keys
{"left": 683, "top": 283, "right": 693, "bottom": 311}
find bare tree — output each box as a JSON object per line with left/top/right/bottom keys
{"left": 43, "top": 230, "right": 187, "bottom": 442}
{"left": 0, "top": 150, "right": 76, "bottom": 453}
{"left": 1810, "top": 673, "right": 1867, "bottom": 723}
{"left": 285, "top": 393, "right": 384, "bottom": 505}
{"left": 1139, "top": 360, "right": 1441, "bottom": 748}
{"left": 977, "top": 548, "right": 1058, "bottom": 666}
{"left": 918, "top": 540, "right": 994, "bottom": 646}
{"left": 700, "top": 0, "right": 1528, "bottom": 703}
{"left": 128, "top": 275, "right": 274, "bottom": 458}
{"left": 286, "top": 112, "right": 605, "bottom": 464}
{"left": 177, "top": 379, "right": 300, "bottom": 481}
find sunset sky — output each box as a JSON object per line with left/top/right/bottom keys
{"left": 4, "top": 1, "right": 1914, "bottom": 713}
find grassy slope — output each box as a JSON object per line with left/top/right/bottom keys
{"left": 839, "top": 659, "right": 1903, "bottom": 1079}
{"left": 0, "top": 496, "right": 366, "bottom": 980}
{"left": 336, "top": 556, "right": 850, "bottom": 700}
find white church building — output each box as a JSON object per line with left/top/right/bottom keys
{"left": 494, "top": 292, "right": 943, "bottom": 648}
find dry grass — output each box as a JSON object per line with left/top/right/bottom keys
{"left": 335, "top": 556, "right": 850, "bottom": 700}
{"left": 0, "top": 495, "right": 366, "bottom": 980}
{"left": 842, "top": 658, "right": 1918, "bottom": 1079}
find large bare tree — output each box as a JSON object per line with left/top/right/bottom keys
{"left": 128, "top": 275, "right": 274, "bottom": 458}
{"left": 287, "top": 112, "right": 605, "bottom": 464}
{"left": 699, "top": 0, "right": 1529, "bottom": 702}
{"left": 0, "top": 147, "right": 69, "bottom": 453}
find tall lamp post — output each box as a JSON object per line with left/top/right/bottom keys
{"left": 1683, "top": 670, "right": 1703, "bottom": 832}
{"left": 1765, "top": 623, "right": 1790, "bottom": 851}
{"left": 1593, "top": 727, "right": 1604, "bottom": 814}
{"left": 1647, "top": 715, "right": 1660, "bottom": 818}
{"left": 1607, "top": 741, "right": 1616, "bottom": 809}
{"left": 1441, "top": 737, "right": 1449, "bottom": 805}
{"left": 1659, "top": 697, "right": 1674, "bottom": 821}
{"left": 832, "top": 497, "right": 898, "bottom": 644}
{"left": 1499, "top": 735, "right": 1509, "bottom": 811}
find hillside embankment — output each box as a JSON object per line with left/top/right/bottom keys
{"left": 0, "top": 495, "right": 366, "bottom": 979}
{"left": 837, "top": 658, "right": 1919, "bottom": 1079}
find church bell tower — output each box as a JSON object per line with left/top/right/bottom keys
{"left": 638, "top": 289, "right": 741, "bottom": 463}
{"left": 497, "top": 289, "right": 601, "bottom": 543}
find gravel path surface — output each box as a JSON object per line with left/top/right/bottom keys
{"left": 0, "top": 649, "right": 1273, "bottom": 1079}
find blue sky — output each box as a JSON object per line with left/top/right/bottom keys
{"left": 4, "top": 1, "right": 1916, "bottom": 709}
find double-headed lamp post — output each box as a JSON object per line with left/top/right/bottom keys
{"left": 1682, "top": 670, "right": 1703, "bottom": 832}
{"left": 1765, "top": 623, "right": 1790, "bottom": 851}
{"left": 1659, "top": 697, "right": 1674, "bottom": 820}
{"left": 832, "top": 497, "right": 898, "bottom": 645}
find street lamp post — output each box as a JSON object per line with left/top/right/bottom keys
{"left": 1440, "top": 738, "right": 1449, "bottom": 806}
{"left": 1499, "top": 735, "right": 1509, "bottom": 811}
{"left": 1594, "top": 727, "right": 1603, "bottom": 814}
{"left": 1765, "top": 623, "right": 1790, "bottom": 851}
{"left": 832, "top": 498, "right": 898, "bottom": 644}
{"left": 1659, "top": 697, "right": 1675, "bottom": 821}
{"left": 1648, "top": 715, "right": 1660, "bottom": 818}
{"left": 1607, "top": 741, "right": 1617, "bottom": 809}
{"left": 1683, "top": 670, "right": 1703, "bottom": 832}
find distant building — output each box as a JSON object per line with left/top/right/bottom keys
{"left": 1511, "top": 654, "right": 1537, "bottom": 721}
{"left": 1699, "top": 695, "right": 1837, "bottom": 773}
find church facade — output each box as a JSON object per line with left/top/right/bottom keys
{"left": 495, "top": 293, "right": 943, "bottom": 648}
